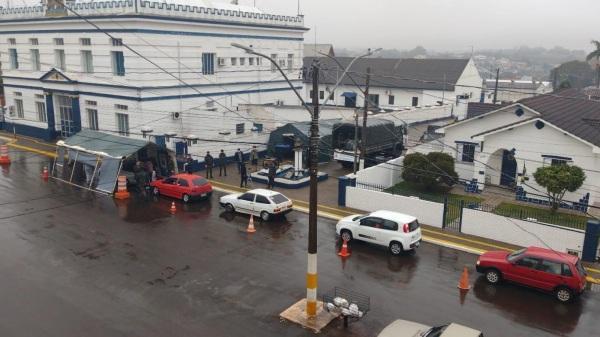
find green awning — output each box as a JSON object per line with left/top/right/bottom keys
{"left": 58, "top": 129, "right": 150, "bottom": 158}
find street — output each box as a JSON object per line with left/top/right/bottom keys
{"left": 0, "top": 152, "right": 599, "bottom": 337}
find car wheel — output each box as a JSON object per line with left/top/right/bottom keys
{"left": 182, "top": 194, "right": 190, "bottom": 203}
{"left": 153, "top": 187, "right": 160, "bottom": 196}
{"left": 225, "top": 203, "right": 235, "bottom": 212}
{"left": 260, "top": 211, "right": 271, "bottom": 221}
{"left": 555, "top": 287, "right": 573, "bottom": 303}
{"left": 485, "top": 269, "right": 502, "bottom": 284}
{"left": 389, "top": 241, "right": 403, "bottom": 255}
{"left": 340, "top": 230, "right": 353, "bottom": 242}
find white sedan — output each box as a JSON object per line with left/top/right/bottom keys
{"left": 335, "top": 210, "right": 422, "bottom": 255}
{"left": 378, "top": 320, "right": 483, "bottom": 337}
{"left": 219, "top": 189, "right": 293, "bottom": 221}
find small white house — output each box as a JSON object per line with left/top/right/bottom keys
{"left": 302, "top": 56, "right": 482, "bottom": 120}
{"left": 428, "top": 89, "right": 600, "bottom": 207}
{"left": 483, "top": 79, "right": 552, "bottom": 104}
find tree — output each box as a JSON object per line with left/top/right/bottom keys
{"left": 586, "top": 40, "right": 600, "bottom": 88}
{"left": 533, "top": 164, "right": 586, "bottom": 211}
{"left": 402, "top": 152, "right": 458, "bottom": 190}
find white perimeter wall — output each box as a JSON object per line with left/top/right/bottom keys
{"left": 355, "top": 155, "right": 403, "bottom": 188}
{"left": 462, "top": 209, "right": 585, "bottom": 254}
{"left": 346, "top": 187, "right": 444, "bottom": 228}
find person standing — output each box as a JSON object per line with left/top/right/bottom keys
{"left": 267, "top": 163, "right": 276, "bottom": 189}
{"left": 185, "top": 154, "right": 194, "bottom": 174}
{"left": 235, "top": 148, "right": 244, "bottom": 173}
{"left": 240, "top": 163, "right": 248, "bottom": 188}
{"left": 204, "top": 151, "right": 214, "bottom": 179}
{"left": 250, "top": 146, "right": 258, "bottom": 170}
{"left": 218, "top": 149, "right": 227, "bottom": 176}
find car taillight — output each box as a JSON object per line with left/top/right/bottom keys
{"left": 403, "top": 223, "right": 409, "bottom": 233}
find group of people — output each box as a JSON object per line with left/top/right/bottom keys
{"left": 195, "top": 146, "right": 261, "bottom": 188}
{"left": 133, "top": 160, "right": 157, "bottom": 193}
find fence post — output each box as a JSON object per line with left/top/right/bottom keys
{"left": 338, "top": 175, "right": 356, "bottom": 207}
{"left": 582, "top": 220, "right": 600, "bottom": 262}
{"left": 442, "top": 197, "right": 448, "bottom": 229}
{"left": 458, "top": 200, "right": 465, "bottom": 232}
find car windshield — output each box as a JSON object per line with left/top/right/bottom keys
{"left": 192, "top": 178, "right": 208, "bottom": 186}
{"left": 352, "top": 215, "right": 366, "bottom": 221}
{"left": 269, "top": 193, "right": 289, "bottom": 204}
{"left": 507, "top": 248, "right": 527, "bottom": 262}
{"left": 576, "top": 260, "right": 587, "bottom": 276}
{"left": 422, "top": 324, "right": 448, "bottom": 337}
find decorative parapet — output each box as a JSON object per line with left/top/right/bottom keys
{"left": 0, "top": 0, "right": 305, "bottom": 28}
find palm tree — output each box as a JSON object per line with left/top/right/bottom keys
{"left": 587, "top": 40, "right": 600, "bottom": 88}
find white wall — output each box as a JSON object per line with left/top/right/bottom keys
{"left": 355, "top": 156, "right": 404, "bottom": 188}
{"left": 462, "top": 209, "right": 585, "bottom": 254}
{"left": 346, "top": 187, "right": 445, "bottom": 228}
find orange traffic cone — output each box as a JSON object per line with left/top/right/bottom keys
{"left": 458, "top": 266, "right": 471, "bottom": 290}
{"left": 338, "top": 239, "right": 351, "bottom": 257}
{"left": 41, "top": 166, "right": 49, "bottom": 180}
{"left": 170, "top": 201, "right": 176, "bottom": 214}
{"left": 0, "top": 145, "right": 10, "bottom": 165}
{"left": 246, "top": 215, "right": 256, "bottom": 233}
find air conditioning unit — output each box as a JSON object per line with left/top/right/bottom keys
{"left": 218, "top": 58, "right": 225, "bottom": 66}
{"left": 8, "top": 106, "right": 15, "bottom": 116}
{"left": 385, "top": 90, "right": 392, "bottom": 95}
{"left": 171, "top": 111, "right": 181, "bottom": 120}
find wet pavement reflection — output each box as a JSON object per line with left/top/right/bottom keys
{"left": 0, "top": 149, "right": 598, "bottom": 337}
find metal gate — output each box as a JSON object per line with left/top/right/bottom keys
{"left": 56, "top": 95, "right": 74, "bottom": 137}
{"left": 442, "top": 198, "right": 464, "bottom": 231}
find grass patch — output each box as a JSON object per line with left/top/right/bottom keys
{"left": 493, "top": 202, "right": 589, "bottom": 230}
{"left": 385, "top": 181, "right": 483, "bottom": 204}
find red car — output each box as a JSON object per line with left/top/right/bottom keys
{"left": 476, "top": 246, "right": 587, "bottom": 303}
{"left": 150, "top": 174, "right": 213, "bottom": 203}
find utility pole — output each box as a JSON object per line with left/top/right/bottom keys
{"left": 306, "top": 63, "right": 319, "bottom": 317}
{"left": 353, "top": 110, "right": 359, "bottom": 174}
{"left": 492, "top": 67, "right": 499, "bottom": 104}
{"left": 360, "top": 67, "right": 371, "bottom": 169}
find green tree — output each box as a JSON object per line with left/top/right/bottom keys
{"left": 533, "top": 164, "right": 586, "bottom": 211}
{"left": 402, "top": 152, "right": 458, "bottom": 190}
{"left": 587, "top": 40, "right": 600, "bottom": 88}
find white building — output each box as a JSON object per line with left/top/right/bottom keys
{"left": 427, "top": 89, "right": 600, "bottom": 207}
{"left": 0, "top": 0, "right": 306, "bottom": 157}
{"left": 302, "top": 57, "right": 482, "bottom": 120}
{"left": 483, "top": 79, "right": 552, "bottom": 104}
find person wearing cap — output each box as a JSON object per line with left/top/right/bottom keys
{"left": 204, "top": 151, "right": 214, "bottom": 179}
{"left": 218, "top": 149, "right": 227, "bottom": 176}
{"left": 235, "top": 148, "right": 244, "bottom": 173}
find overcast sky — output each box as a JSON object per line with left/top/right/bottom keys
{"left": 244, "top": 0, "right": 599, "bottom": 52}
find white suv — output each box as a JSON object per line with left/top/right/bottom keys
{"left": 219, "top": 189, "right": 293, "bottom": 221}
{"left": 335, "top": 210, "right": 422, "bottom": 255}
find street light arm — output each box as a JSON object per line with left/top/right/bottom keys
{"left": 231, "top": 43, "right": 313, "bottom": 117}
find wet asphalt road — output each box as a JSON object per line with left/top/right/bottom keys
{"left": 0, "top": 152, "right": 599, "bottom": 337}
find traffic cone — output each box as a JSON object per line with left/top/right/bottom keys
{"left": 170, "top": 201, "right": 176, "bottom": 214}
{"left": 338, "top": 239, "right": 351, "bottom": 257}
{"left": 458, "top": 266, "right": 471, "bottom": 290}
{"left": 0, "top": 145, "right": 10, "bottom": 165}
{"left": 246, "top": 215, "right": 256, "bottom": 233}
{"left": 41, "top": 166, "right": 49, "bottom": 180}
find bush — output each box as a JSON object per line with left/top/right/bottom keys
{"left": 401, "top": 152, "right": 458, "bottom": 190}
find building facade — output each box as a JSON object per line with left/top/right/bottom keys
{"left": 0, "top": 0, "right": 307, "bottom": 157}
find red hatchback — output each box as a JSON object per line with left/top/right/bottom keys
{"left": 476, "top": 246, "right": 587, "bottom": 302}
{"left": 150, "top": 174, "right": 213, "bottom": 203}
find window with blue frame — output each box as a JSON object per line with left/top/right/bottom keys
{"left": 9, "top": 48, "right": 18, "bottom": 69}
{"left": 111, "top": 51, "right": 125, "bottom": 76}
{"left": 461, "top": 143, "right": 475, "bottom": 162}
{"left": 202, "top": 53, "right": 215, "bottom": 75}
{"left": 253, "top": 123, "right": 263, "bottom": 132}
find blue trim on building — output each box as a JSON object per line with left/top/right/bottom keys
{"left": 455, "top": 140, "right": 478, "bottom": 145}
{"left": 541, "top": 154, "right": 572, "bottom": 160}
{"left": 2, "top": 83, "right": 301, "bottom": 102}
{"left": 71, "top": 96, "right": 82, "bottom": 134}
{"left": 45, "top": 92, "right": 56, "bottom": 138}
{"left": 2, "top": 75, "right": 304, "bottom": 91}
{"left": 0, "top": 13, "right": 309, "bottom": 32}
{"left": 0, "top": 28, "right": 304, "bottom": 41}
{"left": 2, "top": 122, "right": 54, "bottom": 141}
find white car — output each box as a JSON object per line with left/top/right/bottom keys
{"left": 377, "top": 319, "right": 483, "bottom": 337}
{"left": 219, "top": 189, "right": 293, "bottom": 221}
{"left": 335, "top": 210, "right": 422, "bottom": 255}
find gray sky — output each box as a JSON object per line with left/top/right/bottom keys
{"left": 244, "top": 0, "right": 599, "bottom": 52}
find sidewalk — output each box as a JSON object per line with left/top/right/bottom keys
{"left": 2, "top": 131, "right": 599, "bottom": 283}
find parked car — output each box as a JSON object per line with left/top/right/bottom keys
{"left": 476, "top": 246, "right": 587, "bottom": 302}
{"left": 377, "top": 319, "right": 483, "bottom": 337}
{"left": 219, "top": 189, "right": 293, "bottom": 221}
{"left": 335, "top": 210, "right": 422, "bottom": 255}
{"left": 150, "top": 173, "right": 213, "bottom": 203}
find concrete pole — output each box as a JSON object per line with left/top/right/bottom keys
{"left": 306, "top": 64, "right": 319, "bottom": 317}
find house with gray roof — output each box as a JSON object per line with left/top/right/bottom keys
{"left": 483, "top": 79, "right": 552, "bottom": 103}
{"left": 302, "top": 56, "right": 482, "bottom": 120}
{"left": 427, "top": 89, "right": 600, "bottom": 208}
